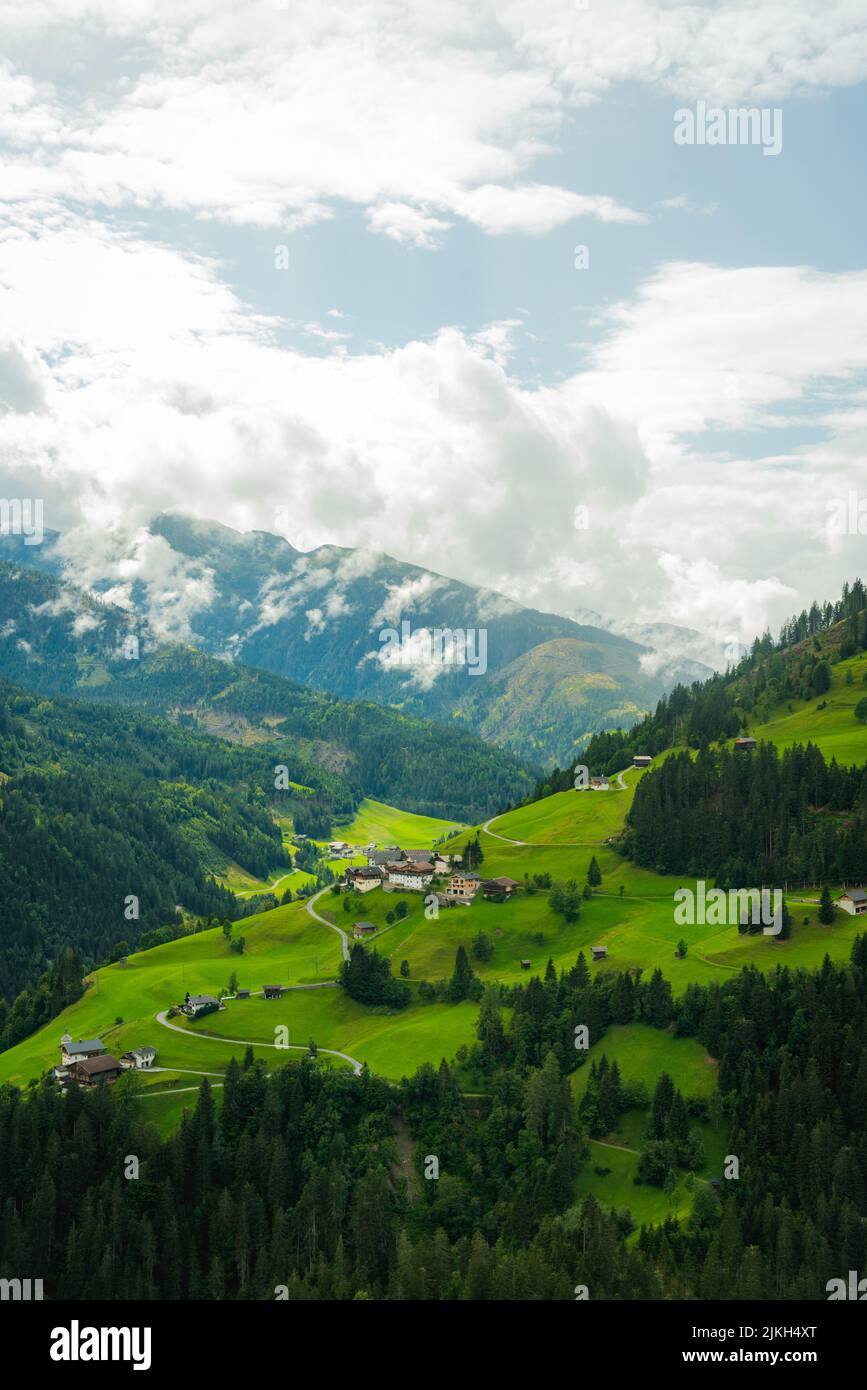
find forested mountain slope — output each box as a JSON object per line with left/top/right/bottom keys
{"left": 0, "top": 560, "right": 534, "bottom": 823}
{"left": 0, "top": 515, "right": 711, "bottom": 765}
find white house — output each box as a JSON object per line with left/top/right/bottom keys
{"left": 386, "top": 861, "right": 434, "bottom": 889}
{"left": 60, "top": 1033, "right": 106, "bottom": 1067}
{"left": 120, "top": 1046, "right": 157, "bottom": 1070}
{"left": 838, "top": 888, "right": 867, "bottom": 916}
{"left": 345, "top": 865, "right": 384, "bottom": 893}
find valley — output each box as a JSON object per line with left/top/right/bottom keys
{"left": 3, "top": 681, "right": 864, "bottom": 1231}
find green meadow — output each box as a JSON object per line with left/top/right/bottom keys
{"left": 5, "top": 759, "right": 863, "bottom": 1095}
{"left": 2, "top": 715, "right": 864, "bottom": 1234}
{"left": 749, "top": 649, "right": 867, "bottom": 766}
{"left": 571, "top": 1022, "right": 727, "bottom": 1233}
{"left": 570, "top": 1023, "right": 718, "bottom": 1104}
{"left": 329, "top": 797, "right": 464, "bottom": 847}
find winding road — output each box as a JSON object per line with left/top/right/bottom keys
{"left": 481, "top": 815, "right": 525, "bottom": 845}
{"left": 154, "top": 1008, "right": 363, "bottom": 1074}
{"left": 306, "top": 885, "right": 351, "bottom": 960}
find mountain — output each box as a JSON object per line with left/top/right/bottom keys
{"left": 0, "top": 515, "right": 713, "bottom": 765}
{"left": 534, "top": 576, "right": 867, "bottom": 788}
{"left": 0, "top": 561, "right": 534, "bottom": 824}
{"left": 0, "top": 677, "right": 284, "bottom": 1002}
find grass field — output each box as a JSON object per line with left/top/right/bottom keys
{"left": 4, "top": 747, "right": 863, "bottom": 1097}
{"left": 484, "top": 774, "right": 643, "bottom": 845}
{"left": 570, "top": 1023, "right": 718, "bottom": 1103}
{"left": 749, "top": 650, "right": 867, "bottom": 766}
{"left": 3, "top": 696, "right": 865, "bottom": 1217}
{"left": 329, "top": 797, "right": 464, "bottom": 847}
{"left": 570, "top": 1022, "right": 727, "bottom": 1231}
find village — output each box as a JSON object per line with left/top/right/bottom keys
{"left": 53, "top": 1031, "right": 157, "bottom": 1088}
{"left": 336, "top": 841, "right": 520, "bottom": 915}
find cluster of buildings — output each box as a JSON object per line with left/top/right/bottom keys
{"left": 54, "top": 1033, "right": 156, "bottom": 1087}
{"left": 344, "top": 845, "right": 456, "bottom": 893}
{"left": 343, "top": 849, "right": 519, "bottom": 906}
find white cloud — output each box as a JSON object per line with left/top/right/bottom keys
{"left": 3, "top": 212, "right": 867, "bottom": 647}
{"left": 365, "top": 203, "right": 453, "bottom": 249}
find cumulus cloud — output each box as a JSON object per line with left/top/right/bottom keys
{"left": 0, "top": 1, "right": 862, "bottom": 252}
{"left": 2, "top": 204, "right": 867, "bottom": 647}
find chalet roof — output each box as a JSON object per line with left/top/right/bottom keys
{"left": 74, "top": 1054, "right": 122, "bottom": 1076}
{"left": 63, "top": 1039, "right": 105, "bottom": 1056}
{"left": 388, "top": 861, "right": 433, "bottom": 873}
{"left": 842, "top": 888, "right": 867, "bottom": 902}
{"left": 134, "top": 1046, "right": 156, "bottom": 1058}
{"left": 492, "top": 876, "right": 519, "bottom": 887}
{"left": 368, "top": 851, "right": 396, "bottom": 865}
{"left": 353, "top": 921, "right": 376, "bottom": 931}
{"left": 403, "top": 850, "right": 432, "bottom": 861}
{"left": 187, "top": 994, "right": 219, "bottom": 1007}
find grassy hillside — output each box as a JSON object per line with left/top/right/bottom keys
{"left": 5, "top": 746, "right": 863, "bottom": 1096}
{"left": 3, "top": 685, "right": 865, "bottom": 1251}
{"left": 329, "top": 797, "right": 464, "bottom": 846}
{"left": 749, "top": 648, "right": 867, "bottom": 765}
{"left": 0, "top": 894, "right": 480, "bottom": 1090}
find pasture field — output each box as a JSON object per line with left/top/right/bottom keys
{"left": 570, "top": 1023, "right": 718, "bottom": 1104}
{"left": 329, "top": 797, "right": 464, "bottom": 847}
{"left": 749, "top": 650, "right": 867, "bottom": 766}
{"left": 570, "top": 1021, "right": 727, "bottom": 1232}
{"left": 4, "top": 743, "right": 863, "bottom": 1097}
{"left": 3, "top": 704, "right": 865, "bottom": 1223}
{"left": 484, "top": 776, "right": 642, "bottom": 845}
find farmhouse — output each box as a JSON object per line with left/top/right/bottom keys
{"left": 183, "top": 993, "right": 222, "bottom": 1018}
{"left": 386, "top": 861, "right": 434, "bottom": 889}
{"left": 368, "top": 848, "right": 400, "bottom": 868}
{"left": 344, "top": 865, "right": 384, "bottom": 892}
{"left": 591, "top": 946, "right": 608, "bottom": 961}
{"left": 60, "top": 1033, "right": 106, "bottom": 1067}
{"left": 481, "top": 876, "right": 519, "bottom": 899}
{"left": 263, "top": 985, "right": 284, "bottom": 999}
{"left": 734, "top": 737, "right": 757, "bottom": 751}
{"left": 352, "top": 920, "right": 378, "bottom": 938}
{"left": 838, "top": 888, "right": 867, "bottom": 916}
{"left": 120, "top": 1046, "right": 156, "bottom": 1070}
{"left": 447, "top": 873, "right": 480, "bottom": 900}
{"left": 67, "top": 1054, "right": 124, "bottom": 1085}
{"left": 590, "top": 776, "right": 610, "bottom": 791}
{"left": 633, "top": 755, "right": 653, "bottom": 768}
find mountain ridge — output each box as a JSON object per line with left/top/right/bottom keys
{"left": 1, "top": 514, "right": 713, "bottom": 764}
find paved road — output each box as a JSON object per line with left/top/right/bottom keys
{"left": 306, "top": 885, "right": 351, "bottom": 961}
{"left": 482, "top": 769, "right": 630, "bottom": 847}
{"left": 481, "top": 815, "right": 525, "bottom": 845}
{"left": 150, "top": 1065, "right": 223, "bottom": 1077}
{"left": 155, "top": 1009, "right": 363, "bottom": 1074}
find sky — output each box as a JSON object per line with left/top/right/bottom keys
{"left": 1, "top": 0, "right": 867, "bottom": 661}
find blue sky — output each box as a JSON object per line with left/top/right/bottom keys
{"left": 0, "top": 1, "right": 866, "bottom": 666}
